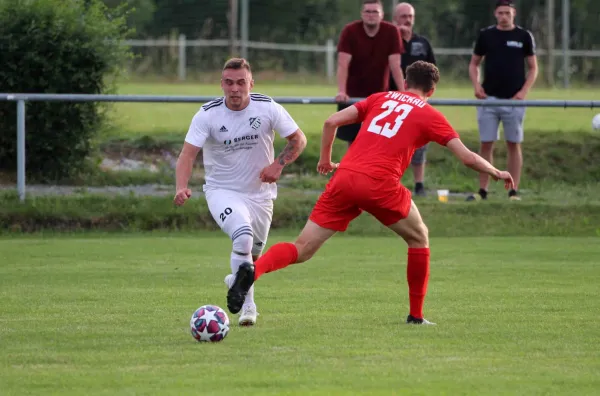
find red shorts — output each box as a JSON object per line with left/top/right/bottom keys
{"left": 309, "top": 169, "right": 412, "bottom": 232}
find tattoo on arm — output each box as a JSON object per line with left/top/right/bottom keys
{"left": 277, "top": 135, "right": 302, "bottom": 166}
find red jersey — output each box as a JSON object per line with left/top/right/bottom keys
{"left": 338, "top": 91, "right": 460, "bottom": 180}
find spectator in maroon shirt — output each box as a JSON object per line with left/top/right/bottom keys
{"left": 334, "top": 0, "right": 405, "bottom": 147}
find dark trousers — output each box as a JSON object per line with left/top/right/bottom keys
{"left": 335, "top": 103, "right": 362, "bottom": 143}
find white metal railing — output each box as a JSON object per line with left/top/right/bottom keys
{"left": 123, "top": 36, "right": 600, "bottom": 83}
{"left": 1, "top": 93, "right": 599, "bottom": 202}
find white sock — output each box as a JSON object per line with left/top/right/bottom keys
{"left": 230, "top": 252, "right": 255, "bottom": 308}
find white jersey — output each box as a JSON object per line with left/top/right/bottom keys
{"left": 185, "top": 93, "right": 299, "bottom": 200}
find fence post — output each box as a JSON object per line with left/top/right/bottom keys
{"left": 178, "top": 34, "right": 186, "bottom": 81}
{"left": 17, "top": 99, "right": 26, "bottom": 202}
{"left": 562, "top": 0, "right": 570, "bottom": 88}
{"left": 240, "top": 0, "right": 249, "bottom": 59}
{"left": 326, "top": 39, "right": 335, "bottom": 82}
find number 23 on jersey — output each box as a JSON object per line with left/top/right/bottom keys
{"left": 367, "top": 100, "right": 414, "bottom": 138}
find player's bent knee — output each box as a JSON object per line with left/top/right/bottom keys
{"left": 232, "top": 228, "right": 253, "bottom": 256}
{"left": 419, "top": 223, "right": 430, "bottom": 247}
{"left": 408, "top": 223, "right": 429, "bottom": 248}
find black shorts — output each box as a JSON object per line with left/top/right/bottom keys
{"left": 335, "top": 103, "right": 362, "bottom": 143}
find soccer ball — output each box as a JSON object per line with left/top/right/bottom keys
{"left": 593, "top": 114, "right": 600, "bottom": 130}
{"left": 190, "top": 305, "right": 230, "bottom": 342}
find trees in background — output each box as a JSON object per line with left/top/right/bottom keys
{"left": 101, "top": 0, "right": 598, "bottom": 83}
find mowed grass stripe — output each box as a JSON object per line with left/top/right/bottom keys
{"left": 0, "top": 234, "right": 599, "bottom": 395}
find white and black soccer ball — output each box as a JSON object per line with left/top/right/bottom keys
{"left": 190, "top": 305, "right": 230, "bottom": 342}
{"left": 592, "top": 113, "right": 600, "bottom": 131}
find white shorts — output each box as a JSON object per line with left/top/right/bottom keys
{"left": 204, "top": 189, "right": 274, "bottom": 256}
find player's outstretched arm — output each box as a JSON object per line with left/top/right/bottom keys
{"left": 260, "top": 129, "right": 307, "bottom": 183}
{"left": 446, "top": 138, "right": 514, "bottom": 190}
{"left": 276, "top": 129, "right": 308, "bottom": 167}
{"left": 174, "top": 142, "right": 201, "bottom": 206}
{"left": 318, "top": 106, "right": 360, "bottom": 174}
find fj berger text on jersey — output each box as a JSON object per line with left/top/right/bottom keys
{"left": 234, "top": 134, "right": 259, "bottom": 142}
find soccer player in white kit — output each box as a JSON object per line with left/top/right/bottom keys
{"left": 173, "top": 58, "right": 307, "bottom": 326}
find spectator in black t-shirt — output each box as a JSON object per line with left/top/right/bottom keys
{"left": 390, "top": 2, "right": 436, "bottom": 197}
{"left": 467, "top": 0, "right": 538, "bottom": 201}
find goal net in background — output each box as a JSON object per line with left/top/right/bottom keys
{"left": 110, "top": 0, "right": 599, "bottom": 87}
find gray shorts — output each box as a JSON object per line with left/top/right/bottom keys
{"left": 476, "top": 97, "right": 526, "bottom": 143}
{"left": 411, "top": 144, "right": 428, "bottom": 165}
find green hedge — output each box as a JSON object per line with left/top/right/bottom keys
{"left": 1, "top": 193, "right": 599, "bottom": 237}
{"left": 0, "top": 0, "right": 131, "bottom": 181}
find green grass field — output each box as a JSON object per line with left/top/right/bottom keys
{"left": 2, "top": 81, "right": 598, "bottom": 394}
{"left": 1, "top": 233, "right": 599, "bottom": 395}
{"left": 107, "top": 83, "right": 600, "bottom": 139}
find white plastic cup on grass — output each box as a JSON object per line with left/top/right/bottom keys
{"left": 437, "top": 189, "right": 449, "bottom": 203}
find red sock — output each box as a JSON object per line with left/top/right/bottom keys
{"left": 407, "top": 247, "right": 430, "bottom": 319}
{"left": 254, "top": 242, "right": 299, "bottom": 280}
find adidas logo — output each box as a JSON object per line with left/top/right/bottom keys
{"left": 219, "top": 125, "right": 228, "bottom": 133}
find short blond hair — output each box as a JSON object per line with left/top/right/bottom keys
{"left": 223, "top": 58, "right": 252, "bottom": 72}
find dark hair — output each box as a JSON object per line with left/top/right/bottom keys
{"left": 223, "top": 58, "right": 251, "bottom": 72}
{"left": 363, "top": 0, "right": 382, "bottom": 6}
{"left": 405, "top": 61, "right": 440, "bottom": 92}
{"left": 495, "top": 0, "right": 515, "bottom": 8}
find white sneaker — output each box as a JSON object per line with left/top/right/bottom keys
{"left": 238, "top": 304, "right": 258, "bottom": 326}
{"left": 224, "top": 274, "right": 234, "bottom": 289}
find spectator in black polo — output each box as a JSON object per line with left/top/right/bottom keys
{"left": 467, "top": 0, "right": 538, "bottom": 201}
{"left": 390, "top": 2, "right": 436, "bottom": 197}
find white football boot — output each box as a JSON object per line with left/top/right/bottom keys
{"left": 238, "top": 304, "right": 258, "bottom": 326}
{"left": 224, "top": 274, "right": 259, "bottom": 326}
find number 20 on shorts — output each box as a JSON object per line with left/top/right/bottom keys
{"left": 367, "top": 100, "right": 414, "bottom": 138}
{"left": 219, "top": 207, "right": 232, "bottom": 222}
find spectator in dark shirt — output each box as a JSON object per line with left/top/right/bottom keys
{"left": 335, "top": 0, "right": 405, "bottom": 148}
{"left": 467, "top": 0, "right": 538, "bottom": 201}
{"left": 390, "top": 2, "right": 436, "bottom": 196}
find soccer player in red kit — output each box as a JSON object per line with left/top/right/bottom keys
{"left": 226, "top": 61, "right": 514, "bottom": 324}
